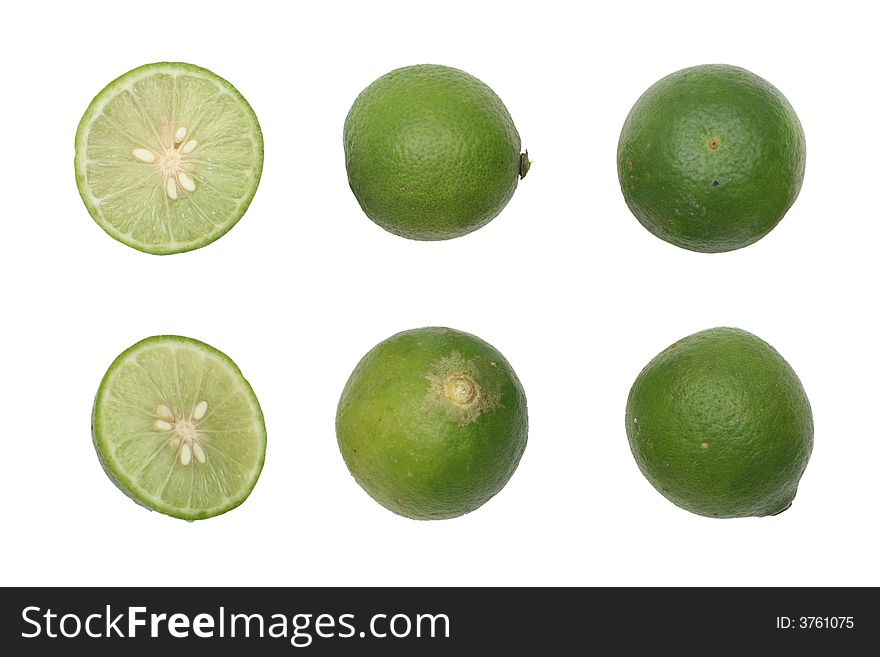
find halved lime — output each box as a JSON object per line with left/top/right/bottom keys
{"left": 92, "top": 336, "right": 266, "bottom": 520}
{"left": 75, "top": 63, "right": 263, "bottom": 254}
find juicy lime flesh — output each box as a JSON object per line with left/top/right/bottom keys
{"left": 625, "top": 328, "right": 813, "bottom": 518}
{"left": 75, "top": 63, "right": 263, "bottom": 254}
{"left": 336, "top": 327, "right": 528, "bottom": 520}
{"left": 344, "top": 64, "right": 524, "bottom": 241}
{"left": 93, "top": 336, "right": 266, "bottom": 520}
{"left": 617, "top": 64, "right": 805, "bottom": 253}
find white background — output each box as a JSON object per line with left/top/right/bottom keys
{"left": 1, "top": 0, "right": 877, "bottom": 587}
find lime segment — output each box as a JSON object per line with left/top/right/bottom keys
{"left": 75, "top": 62, "right": 263, "bottom": 254}
{"left": 92, "top": 335, "right": 266, "bottom": 520}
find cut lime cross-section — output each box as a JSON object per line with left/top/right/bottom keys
{"left": 75, "top": 62, "right": 263, "bottom": 254}
{"left": 92, "top": 336, "right": 267, "bottom": 520}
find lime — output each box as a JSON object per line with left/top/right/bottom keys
{"left": 344, "top": 64, "right": 528, "bottom": 240}
{"left": 336, "top": 327, "right": 528, "bottom": 519}
{"left": 626, "top": 327, "right": 813, "bottom": 518}
{"left": 92, "top": 336, "right": 266, "bottom": 520}
{"left": 75, "top": 63, "right": 263, "bottom": 254}
{"left": 617, "top": 64, "right": 805, "bottom": 253}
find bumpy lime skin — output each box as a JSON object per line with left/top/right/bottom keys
{"left": 344, "top": 65, "right": 523, "bottom": 240}
{"left": 617, "top": 65, "right": 806, "bottom": 253}
{"left": 336, "top": 327, "right": 528, "bottom": 520}
{"left": 625, "top": 328, "right": 813, "bottom": 518}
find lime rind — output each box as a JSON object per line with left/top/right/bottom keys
{"left": 92, "top": 335, "right": 266, "bottom": 521}
{"left": 336, "top": 326, "right": 528, "bottom": 520}
{"left": 343, "top": 64, "right": 524, "bottom": 241}
{"left": 75, "top": 62, "right": 264, "bottom": 255}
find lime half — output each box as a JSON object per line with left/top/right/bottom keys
{"left": 75, "top": 62, "right": 263, "bottom": 254}
{"left": 92, "top": 336, "right": 266, "bottom": 520}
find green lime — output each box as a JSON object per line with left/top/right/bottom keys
{"left": 92, "top": 336, "right": 266, "bottom": 520}
{"left": 617, "top": 64, "right": 805, "bottom": 253}
{"left": 344, "top": 64, "right": 528, "bottom": 240}
{"left": 336, "top": 327, "right": 528, "bottom": 519}
{"left": 75, "top": 62, "right": 263, "bottom": 255}
{"left": 626, "top": 327, "right": 813, "bottom": 518}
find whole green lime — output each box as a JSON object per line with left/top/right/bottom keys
{"left": 344, "top": 65, "right": 528, "bottom": 240}
{"left": 617, "top": 64, "right": 806, "bottom": 253}
{"left": 336, "top": 327, "right": 527, "bottom": 520}
{"left": 626, "top": 327, "right": 813, "bottom": 518}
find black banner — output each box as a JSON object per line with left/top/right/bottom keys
{"left": 0, "top": 587, "right": 872, "bottom": 653}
